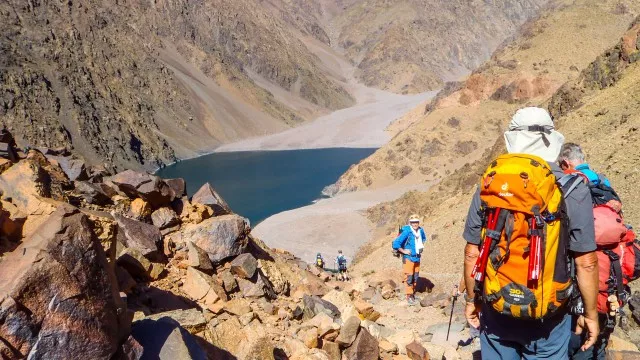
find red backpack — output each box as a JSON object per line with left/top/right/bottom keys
{"left": 568, "top": 170, "right": 640, "bottom": 315}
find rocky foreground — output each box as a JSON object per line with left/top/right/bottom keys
{"left": 0, "top": 129, "right": 463, "bottom": 360}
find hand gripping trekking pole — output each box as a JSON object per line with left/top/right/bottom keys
{"left": 446, "top": 285, "right": 458, "bottom": 341}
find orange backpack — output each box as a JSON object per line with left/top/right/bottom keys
{"left": 473, "top": 153, "right": 573, "bottom": 320}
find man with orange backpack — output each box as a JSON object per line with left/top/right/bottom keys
{"left": 558, "top": 143, "right": 640, "bottom": 359}
{"left": 461, "top": 107, "right": 599, "bottom": 359}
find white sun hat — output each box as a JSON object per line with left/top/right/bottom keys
{"left": 504, "top": 107, "right": 565, "bottom": 162}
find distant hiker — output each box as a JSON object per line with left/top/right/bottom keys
{"left": 335, "top": 250, "right": 348, "bottom": 281}
{"left": 392, "top": 214, "right": 427, "bottom": 306}
{"left": 315, "top": 253, "right": 325, "bottom": 269}
{"left": 462, "top": 107, "right": 599, "bottom": 359}
{"left": 559, "top": 143, "right": 640, "bottom": 360}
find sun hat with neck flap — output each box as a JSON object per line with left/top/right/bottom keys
{"left": 504, "top": 107, "right": 565, "bottom": 163}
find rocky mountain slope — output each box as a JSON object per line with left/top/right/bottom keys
{"left": 333, "top": 0, "right": 549, "bottom": 93}
{"left": 1, "top": 0, "right": 551, "bottom": 172}
{"left": 332, "top": 0, "right": 640, "bottom": 194}
{"left": 0, "top": 0, "right": 354, "bottom": 172}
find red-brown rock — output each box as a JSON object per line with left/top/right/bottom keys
{"left": 344, "top": 328, "right": 379, "bottom": 360}
{"left": 191, "top": 183, "right": 230, "bottom": 215}
{"left": 406, "top": 341, "right": 430, "bottom": 360}
{"left": 115, "top": 214, "right": 163, "bottom": 261}
{"left": 111, "top": 170, "right": 175, "bottom": 208}
{"left": 231, "top": 253, "right": 258, "bottom": 279}
{"left": 179, "top": 214, "right": 250, "bottom": 263}
{"left": 0, "top": 206, "right": 127, "bottom": 358}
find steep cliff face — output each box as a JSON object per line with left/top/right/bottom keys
{"left": 333, "top": 0, "right": 550, "bottom": 94}
{"left": 0, "top": 0, "right": 354, "bottom": 171}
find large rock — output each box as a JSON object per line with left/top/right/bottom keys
{"left": 219, "top": 270, "right": 238, "bottom": 293}
{"left": 607, "top": 351, "right": 640, "bottom": 360}
{"left": 191, "top": 183, "right": 230, "bottom": 215}
{"left": 73, "top": 180, "right": 113, "bottom": 205}
{"left": 131, "top": 318, "right": 208, "bottom": 360}
{"left": 336, "top": 316, "right": 361, "bottom": 347}
{"left": 183, "top": 267, "right": 227, "bottom": 304}
{"left": 179, "top": 215, "right": 250, "bottom": 263}
{"left": 223, "top": 298, "right": 253, "bottom": 316}
{"left": 344, "top": 328, "right": 379, "bottom": 360}
{"left": 116, "top": 247, "right": 163, "bottom": 281}
{"left": 406, "top": 341, "right": 430, "bottom": 360}
{"left": 231, "top": 253, "right": 258, "bottom": 279}
{"left": 0, "top": 206, "right": 126, "bottom": 358}
{"left": 186, "top": 241, "right": 213, "bottom": 271}
{"left": 322, "top": 341, "right": 341, "bottom": 360}
{"left": 237, "top": 272, "right": 276, "bottom": 299}
{"left": 151, "top": 207, "right": 180, "bottom": 229}
{"left": 129, "top": 198, "right": 152, "bottom": 220}
{"left": 47, "top": 155, "right": 88, "bottom": 181}
{"left": 145, "top": 308, "right": 207, "bottom": 334}
{"left": 115, "top": 214, "right": 163, "bottom": 261}
{"left": 303, "top": 295, "right": 341, "bottom": 320}
{"left": 111, "top": 170, "right": 175, "bottom": 207}
{"left": 165, "top": 178, "right": 187, "bottom": 197}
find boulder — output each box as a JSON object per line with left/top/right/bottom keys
{"left": 151, "top": 207, "right": 180, "bottom": 229}
{"left": 116, "top": 247, "right": 163, "bottom": 281}
{"left": 259, "top": 259, "right": 291, "bottom": 295}
{"left": 608, "top": 335, "right": 640, "bottom": 352}
{"left": 165, "top": 178, "right": 187, "bottom": 197}
{"left": 238, "top": 272, "right": 275, "bottom": 299}
{"left": 381, "top": 285, "right": 395, "bottom": 300}
{"left": 183, "top": 267, "right": 227, "bottom": 303}
{"left": 129, "top": 198, "right": 152, "bottom": 220}
{"left": 0, "top": 206, "right": 126, "bottom": 358}
{"left": 354, "top": 300, "right": 375, "bottom": 318}
{"left": 131, "top": 318, "right": 208, "bottom": 360}
{"left": 379, "top": 339, "right": 398, "bottom": 356}
{"left": 388, "top": 330, "right": 419, "bottom": 355}
{"left": 73, "top": 180, "right": 112, "bottom": 205}
{"left": 113, "top": 335, "right": 144, "bottom": 360}
{"left": 223, "top": 298, "right": 253, "bottom": 316}
{"left": 303, "top": 295, "right": 341, "bottom": 320}
{"left": 322, "top": 341, "right": 341, "bottom": 360}
{"left": 336, "top": 316, "right": 361, "bottom": 347}
{"left": 172, "top": 197, "right": 212, "bottom": 225}
{"left": 219, "top": 270, "right": 238, "bottom": 293}
{"left": 145, "top": 308, "right": 207, "bottom": 334}
{"left": 208, "top": 317, "right": 247, "bottom": 355}
{"left": 186, "top": 241, "right": 213, "bottom": 271}
{"left": 47, "top": 155, "right": 88, "bottom": 181}
{"left": 231, "top": 253, "right": 258, "bottom": 279}
{"left": 344, "top": 328, "right": 379, "bottom": 360}
{"left": 114, "top": 214, "right": 163, "bottom": 261}
{"left": 191, "top": 183, "right": 230, "bottom": 215}
{"left": 299, "top": 326, "right": 319, "bottom": 349}
{"left": 180, "top": 215, "right": 250, "bottom": 263}
{"left": 111, "top": 170, "right": 175, "bottom": 207}
{"left": 322, "top": 290, "right": 353, "bottom": 313}
{"left": 406, "top": 341, "right": 430, "bottom": 360}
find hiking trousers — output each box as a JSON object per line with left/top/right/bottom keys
{"left": 480, "top": 306, "right": 571, "bottom": 359}
{"left": 402, "top": 258, "right": 420, "bottom": 295}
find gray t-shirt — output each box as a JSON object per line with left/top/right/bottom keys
{"left": 462, "top": 162, "right": 596, "bottom": 253}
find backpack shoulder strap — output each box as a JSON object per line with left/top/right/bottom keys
{"left": 558, "top": 173, "right": 584, "bottom": 197}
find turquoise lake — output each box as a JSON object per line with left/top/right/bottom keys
{"left": 155, "top": 148, "right": 376, "bottom": 225}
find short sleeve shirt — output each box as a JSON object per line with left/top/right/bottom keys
{"left": 462, "top": 162, "right": 596, "bottom": 253}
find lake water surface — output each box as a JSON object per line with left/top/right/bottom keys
{"left": 155, "top": 148, "right": 376, "bottom": 225}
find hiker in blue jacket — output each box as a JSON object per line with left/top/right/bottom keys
{"left": 392, "top": 214, "right": 427, "bottom": 306}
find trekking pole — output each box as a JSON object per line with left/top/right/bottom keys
{"left": 446, "top": 285, "right": 459, "bottom": 341}
{"left": 472, "top": 208, "right": 501, "bottom": 281}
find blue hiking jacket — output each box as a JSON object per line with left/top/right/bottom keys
{"left": 575, "top": 163, "right": 611, "bottom": 186}
{"left": 392, "top": 225, "right": 427, "bottom": 262}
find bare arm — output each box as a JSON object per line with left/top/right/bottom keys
{"left": 574, "top": 251, "right": 598, "bottom": 320}
{"left": 464, "top": 243, "right": 480, "bottom": 299}
{"left": 574, "top": 251, "right": 599, "bottom": 350}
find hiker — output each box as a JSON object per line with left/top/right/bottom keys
{"left": 315, "top": 253, "right": 325, "bottom": 269}
{"left": 559, "top": 143, "right": 639, "bottom": 360}
{"left": 392, "top": 214, "right": 427, "bottom": 306}
{"left": 335, "top": 250, "right": 348, "bottom": 281}
{"left": 462, "top": 107, "right": 599, "bottom": 359}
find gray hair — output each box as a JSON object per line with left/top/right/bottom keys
{"left": 558, "top": 142, "right": 585, "bottom": 162}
